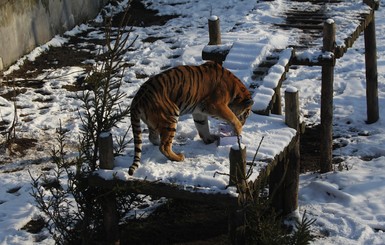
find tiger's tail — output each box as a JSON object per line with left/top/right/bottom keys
{"left": 129, "top": 109, "right": 142, "bottom": 175}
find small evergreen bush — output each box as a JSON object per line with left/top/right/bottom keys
{"left": 30, "top": 9, "right": 140, "bottom": 244}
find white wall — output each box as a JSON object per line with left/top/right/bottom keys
{"left": 0, "top": 0, "right": 109, "bottom": 70}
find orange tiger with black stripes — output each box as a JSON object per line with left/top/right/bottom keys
{"left": 128, "top": 61, "right": 253, "bottom": 175}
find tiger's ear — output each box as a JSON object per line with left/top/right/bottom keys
{"left": 243, "top": 99, "right": 254, "bottom": 107}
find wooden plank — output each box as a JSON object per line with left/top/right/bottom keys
{"left": 290, "top": 52, "right": 335, "bottom": 66}
{"left": 275, "top": 23, "right": 323, "bottom": 30}
{"left": 201, "top": 44, "right": 231, "bottom": 63}
{"left": 88, "top": 175, "right": 239, "bottom": 207}
{"left": 335, "top": 11, "right": 374, "bottom": 58}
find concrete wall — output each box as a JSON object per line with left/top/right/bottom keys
{"left": 0, "top": 0, "right": 109, "bottom": 70}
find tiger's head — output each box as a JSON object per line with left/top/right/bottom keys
{"left": 229, "top": 87, "right": 254, "bottom": 125}
{"left": 229, "top": 97, "right": 253, "bottom": 125}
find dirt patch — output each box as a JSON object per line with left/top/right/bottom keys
{"left": 0, "top": 138, "right": 38, "bottom": 157}
{"left": 112, "top": 0, "right": 178, "bottom": 27}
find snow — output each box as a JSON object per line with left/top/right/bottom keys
{"left": 286, "top": 86, "right": 298, "bottom": 94}
{"left": 209, "top": 15, "right": 218, "bottom": 21}
{"left": 1, "top": 0, "right": 385, "bottom": 244}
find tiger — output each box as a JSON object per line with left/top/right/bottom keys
{"left": 128, "top": 61, "right": 253, "bottom": 175}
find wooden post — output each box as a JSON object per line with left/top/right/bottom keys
{"left": 272, "top": 87, "right": 282, "bottom": 115}
{"left": 269, "top": 157, "right": 286, "bottom": 213}
{"left": 229, "top": 144, "right": 246, "bottom": 245}
{"left": 208, "top": 15, "right": 221, "bottom": 45}
{"left": 364, "top": 10, "right": 379, "bottom": 123}
{"left": 228, "top": 208, "right": 245, "bottom": 245}
{"left": 285, "top": 88, "right": 299, "bottom": 131}
{"left": 99, "top": 132, "right": 120, "bottom": 245}
{"left": 320, "top": 19, "right": 335, "bottom": 173}
{"left": 229, "top": 144, "right": 246, "bottom": 187}
{"left": 283, "top": 88, "right": 300, "bottom": 214}
{"left": 99, "top": 132, "right": 114, "bottom": 169}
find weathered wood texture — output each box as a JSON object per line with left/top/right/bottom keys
{"left": 208, "top": 17, "right": 221, "bottom": 45}
{"left": 99, "top": 132, "right": 120, "bottom": 245}
{"left": 364, "top": 11, "right": 379, "bottom": 123}
{"left": 99, "top": 132, "right": 114, "bottom": 170}
{"left": 271, "top": 86, "right": 282, "bottom": 115}
{"left": 269, "top": 89, "right": 300, "bottom": 214}
{"left": 283, "top": 90, "right": 300, "bottom": 214}
{"left": 229, "top": 145, "right": 247, "bottom": 187}
{"left": 101, "top": 193, "right": 120, "bottom": 245}
{"left": 320, "top": 20, "right": 335, "bottom": 173}
{"left": 89, "top": 175, "right": 238, "bottom": 207}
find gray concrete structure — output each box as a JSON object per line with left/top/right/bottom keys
{"left": 0, "top": 0, "right": 109, "bottom": 70}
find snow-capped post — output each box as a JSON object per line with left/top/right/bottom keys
{"left": 208, "top": 15, "right": 221, "bottom": 45}
{"left": 285, "top": 87, "right": 299, "bottom": 131}
{"left": 229, "top": 143, "right": 246, "bottom": 188}
{"left": 98, "top": 132, "right": 120, "bottom": 244}
{"left": 320, "top": 19, "right": 335, "bottom": 173}
{"left": 283, "top": 87, "right": 300, "bottom": 214}
{"left": 99, "top": 131, "right": 114, "bottom": 169}
{"left": 228, "top": 142, "right": 247, "bottom": 243}
{"left": 364, "top": 0, "right": 379, "bottom": 124}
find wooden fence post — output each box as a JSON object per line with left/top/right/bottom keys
{"left": 272, "top": 87, "right": 282, "bottom": 115}
{"left": 283, "top": 88, "right": 300, "bottom": 214}
{"left": 228, "top": 143, "right": 246, "bottom": 244}
{"left": 269, "top": 88, "right": 301, "bottom": 215}
{"left": 208, "top": 15, "right": 221, "bottom": 45}
{"left": 99, "top": 132, "right": 114, "bottom": 170}
{"left": 364, "top": 7, "right": 379, "bottom": 123}
{"left": 229, "top": 144, "right": 246, "bottom": 188}
{"left": 320, "top": 19, "right": 335, "bottom": 173}
{"left": 99, "top": 132, "right": 120, "bottom": 245}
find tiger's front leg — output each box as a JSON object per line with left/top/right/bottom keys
{"left": 193, "top": 113, "right": 218, "bottom": 144}
{"left": 159, "top": 122, "right": 185, "bottom": 161}
{"left": 207, "top": 104, "right": 243, "bottom": 136}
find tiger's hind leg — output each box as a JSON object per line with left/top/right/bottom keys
{"left": 159, "top": 122, "right": 185, "bottom": 161}
{"left": 149, "top": 127, "right": 160, "bottom": 145}
{"left": 193, "top": 113, "right": 218, "bottom": 144}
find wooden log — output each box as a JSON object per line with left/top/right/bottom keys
{"left": 208, "top": 16, "right": 221, "bottom": 45}
{"left": 99, "top": 132, "right": 114, "bottom": 170}
{"left": 201, "top": 44, "right": 231, "bottom": 63}
{"left": 284, "top": 88, "right": 300, "bottom": 214}
{"left": 364, "top": 10, "right": 379, "bottom": 124}
{"left": 320, "top": 19, "right": 335, "bottom": 173}
{"left": 88, "top": 175, "right": 238, "bottom": 207}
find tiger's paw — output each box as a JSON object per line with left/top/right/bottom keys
{"left": 175, "top": 153, "right": 185, "bottom": 161}
{"left": 202, "top": 134, "right": 219, "bottom": 144}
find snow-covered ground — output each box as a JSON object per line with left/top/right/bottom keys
{"left": 1, "top": 0, "right": 385, "bottom": 244}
